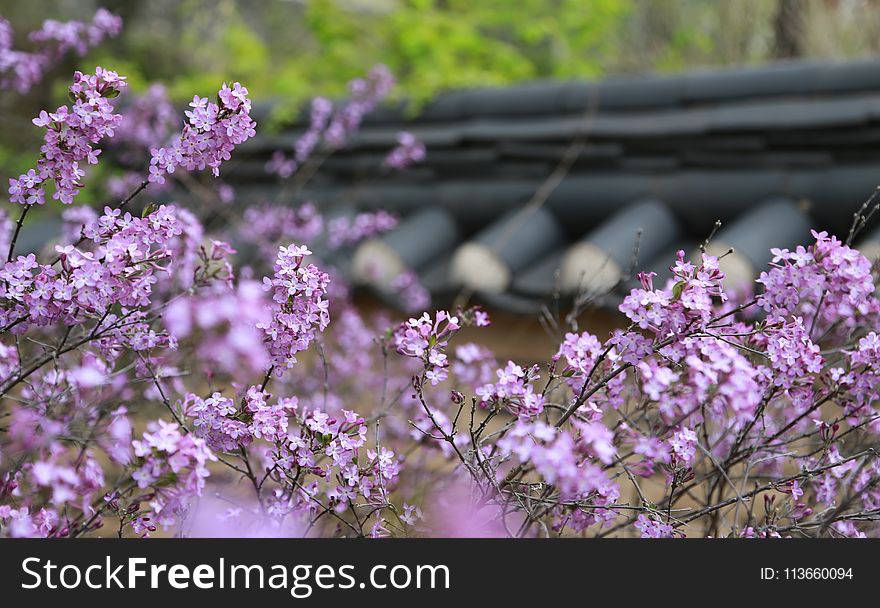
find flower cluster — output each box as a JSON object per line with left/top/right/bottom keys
{"left": 385, "top": 131, "right": 426, "bottom": 170}
{"left": 9, "top": 67, "right": 126, "bottom": 205}
{"left": 758, "top": 229, "right": 877, "bottom": 330}
{"left": 476, "top": 361, "right": 545, "bottom": 418}
{"left": 327, "top": 210, "right": 398, "bottom": 249}
{"left": 641, "top": 335, "right": 764, "bottom": 430}
{"left": 131, "top": 421, "right": 216, "bottom": 528}
{"left": 185, "top": 392, "right": 244, "bottom": 452}
{"left": 258, "top": 245, "right": 331, "bottom": 371}
{"left": 246, "top": 386, "right": 293, "bottom": 441}
{"left": 184, "top": 383, "right": 401, "bottom": 525}
{"left": 266, "top": 97, "right": 333, "bottom": 178}
{"left": 148, "top": 82, "right": 256, "bottom": 185}
{"left": 259, "top": 407, "right": 401, "bottom": 519}
{"left": 668, "top": 426, "right": 698, "bottom": 467}
{"left": 324, "top": 65, "right": 394, "bottom": 148}
{"left": 634, "top": 515, "right": 675, "bottom": 538}
{"left": 0, "top": 204, "right": 182, "bottom": 332}
{"left": 0, "top": 9, "right": 121, "bottom": 94}
{"left": 845, "top": 331, "right": 880, "bottom": 413}
{"left": 27, "top": 9, "right": 121, "bottom": 57}
{"left": 240, "top": 202, "right": 324, "bottom": 256}
{"left": 295, "top": 97, "right": 334, "bottom": 160}
{"left": 764, "top": 316, "right": 823, "bottom": 389}
{"left": 393, "top": 311, "right": 461, "bottom": 385}
{"left": 389, "top": 270, "right": 431, "bottom": 313}
{"left": 165, "top": 278, "right": 271, "bottom": 377}
{"left": 620, "top": 251, "right": 726, "bottom": 335}
{"left": 185, "top": 387, "right": 296, "bottom": 452}
{"left": 265, "top": 65, "right": 393, "bottom": 179}
{"left": 554, "top": 330, "right": 605, "bottom": 392}
{"left": 498, "top": 420, "right": 618, "bottom": 528}
{"left": 266, "top": 150, "right": 297, "bottom": 179}
{"left": 0, "top": 444, "right": 106, "bottom": 537}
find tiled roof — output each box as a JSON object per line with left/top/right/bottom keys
{"left": 212, "top": 59, "right": 880, "bottom": 312}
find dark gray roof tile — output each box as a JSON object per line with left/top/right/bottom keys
{"left": 217, "top": 59, "right": 880, "bottom": 314}
{"left": 510, "top": 248, "right": 567, "bottom": 297}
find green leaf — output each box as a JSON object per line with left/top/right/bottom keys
{"left": 141, "top": 202, "right": 158, "bottom": 218}
{"left": 672, "top": 281, "right": 685, "bottom": 300}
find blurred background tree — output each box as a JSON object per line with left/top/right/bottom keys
{"left": 7, "top": 1, "right": 880, "bottom": 104}
{"left": 3, "top": 0, "right": 880, "bottom": 170}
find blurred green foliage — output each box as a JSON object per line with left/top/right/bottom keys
{"left": 6, "top": 1, "right": 880, "bottom": 116}
{"left": 81, "top": 0, "right": 635, "bottom": 120}
{"left": 297, "top": 0, "right": 630, "bottom": 100}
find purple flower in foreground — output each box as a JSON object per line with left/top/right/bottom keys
{"left": 258, "top": 244, "right": 331, "bottom": 372}
{"left": 635, "top": 514, "right": 676, "bottom": 538}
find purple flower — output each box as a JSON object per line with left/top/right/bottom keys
{"left": 476, "top": 361, "right": 545, "bottom": 418}
{"left": 257, "top": 244, "right": 331, "bottom": 371}
{"left": 9, "top": 67, "right": 126, "bottom": 206}
{"left": 148, "top": 82, "right": 256, "bottom": 185}
{"left": 393, "top": 310, "right": 461, "bottom": 385}
{"left": 131, "top": 420, "right": 216, "bottom": 528}
{"left": 385, "top": 131, "right": 426, "bottom": 170}
{"left": 0, "top": 10, "right": 121, "bottom": 94}
{"left": 758, "top": 230, "right": 877, "bottom": 331}
{"left": 327, "top": 211, "right": 398, "bottom": 249}
{"left": 634, "top": 514, "right": 675, "bottom": 538}
{"left": 765, "top": 316, "right": 823, "bottom": 389}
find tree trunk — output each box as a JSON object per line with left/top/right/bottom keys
{"left": 773, "top": 0, "right": 805, "bottom": 59}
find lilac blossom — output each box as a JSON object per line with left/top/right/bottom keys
{"left": 385, "top": 131, "right": 426, "bottom": 170}
{"left": 9, "top": 67, "right": 126, "bottom": 206}
{"left": 327, "top": 210, "right": 398, "bottom": 249}
{"left": 393, "top": 310, "right": 461, "bottom": 385}
{"left": 758, "top": 230, "right": 877, "bottom": 331}
{"left": 0, "top": 9, "right": 121, "bottom": 94}
{"left": 634, "top": 514, "right": 675, "bottom": 538}
{"left": 258, "top": 244, "right": 331, "bottom": 371}
{"left": 148, "top": 82, "right": 256, "bottom": 185}
{"left": 324, "top": 65, "right": 394, "bottom": 149}
{"left": 390, "top": 270, "right": 430, "bottom": 313}
{"left": 476, "top": 361, "right": 545, "bottom": 419}
{"left": 266, "top": 66, "right": 393, "bottom": 182}
{"left": 164, "top": 277, "right": 271, "bottom": 377}
{"left": 131, "top": 420, "right": 216, "bottom": 528}
{"left": 0, "top": 204, "right": 184, "bottom": 333}
{"left": 497, "top": 420, "right": 619, "bottom": 527}
{"left": 240, "top": 201, "right": 325, "bottom": 258}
